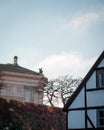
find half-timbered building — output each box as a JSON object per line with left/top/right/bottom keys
{"left": 63, "top": 51, "right": 104, "bottom": 130}
{"left": 0, "top": 56, "right": 48, "bottom": 104}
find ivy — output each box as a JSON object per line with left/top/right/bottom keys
{"left": 1, "top": 121, "right": 23, "bottom": 130}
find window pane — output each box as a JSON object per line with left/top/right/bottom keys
{"left": 97, "top": 69, "right": 104, "bottom": 88}
{"left": 99, "top": 111, "right": 104, "bottom": 118}
{"left": 99, "top": 119, "right": 104, "bottom": 126}
{"left": 98, "top": 109, "right": 104, "bottom": 128}
{"left": 102, "top": 72, "right": 104, "bottom": 86}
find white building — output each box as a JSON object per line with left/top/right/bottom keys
{"left": 63, "top": 51, "right": 104, "bottom": 130}
{"left": 0, "top": 56, "right": 48, "bottom": 104}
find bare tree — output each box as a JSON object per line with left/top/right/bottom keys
{"left": 43, "top": 76, "right": 82, "bottom": 107}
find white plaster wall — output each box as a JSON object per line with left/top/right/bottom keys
{"left": 86, "top": 72, "right": 96, "bottom": 89}
{"left": 87, "top": 110, "right": 97, "bottom": 128}
{"left": 0, "top": 71, "right": 44, "bottom": 104}
{"left": 3, "top": 80, "right": 36, "bottom": 87}
{"left": 2, "top": 76, "right": 38, "bottom": 86}
{"left": 3, "top": 71, "right": 41, "bottom": 79}
{"left": 98, "top": 59, "right": 104, "bottom": 68}
{"left": 1, "top": 85, "right": 24, "bottom": 97}
{"left": 87, "top": 90, "right": 104, "bottom": 107}
{"left": 69, "top": 87, "right": 84, "bottom": 109}
{"left": 1, "top": 79, "right": 40, "bottom": 103}
{"left": 1, "top": 86, "right": 13, "bottom": 96}
{"left": 68, "top": 110, "right": 85, "bottom": 129}
{"left": 14, "top": 86, "right": 24, "bottom": 97}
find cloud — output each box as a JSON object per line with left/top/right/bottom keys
{"left": 62, "top": 11, "right": 104, "bottom": 31}
{"left": 36, "top": 52, "right": 96, "bottom": 79}
{"left": 70, "top": 13, "right": 99, "bottom": 30}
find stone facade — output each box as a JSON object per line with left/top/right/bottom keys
{"left": 0, "top": 56, "right": 48, "bottom": 104}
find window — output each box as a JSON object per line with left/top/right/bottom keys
{"left": 6, "top": 87, "right": 11, "bottom": 91}
{"left": 96, "top": 69, "right": 104, "bottom": 88}
{"left": 97, "top": 109, "right": 104, "bottom": 128}
{"left": 17, "top": 87, "right": 21, "bottom": 92}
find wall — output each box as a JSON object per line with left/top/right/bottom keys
{"left": 0, "top": 71, "right": 43, "bottom": 104}
{"left": 69, "top": 87, "right": 85, "bottom": 109}
{"left": 68, "top": 110, "right": 85, "bottom": 129}
{"left": 67, "top": 57, "right": 104, "bottom": 129}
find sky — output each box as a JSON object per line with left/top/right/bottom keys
{"left": 0, "top": 0, "right": 104, "bottom": 79}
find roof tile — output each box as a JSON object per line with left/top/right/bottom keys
{"left": 0, "top": 64, "right": 38, "bottom": 75}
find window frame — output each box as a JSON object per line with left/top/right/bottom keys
{"left": 96, "top": 68, "right": 104, "bottom": 88}
{"left": 97, "top": 108, "right": 104, "bottom": 128}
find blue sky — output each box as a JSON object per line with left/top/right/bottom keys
{"left": 0, "top": 0, "right": 104, "bottom": 79}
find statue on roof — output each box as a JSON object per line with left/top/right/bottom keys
{"left": 14, "top": 56, "right": 18, "bottom": 66}
{"left": 39, "top": 68, "right": 43, "bottom": 75}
